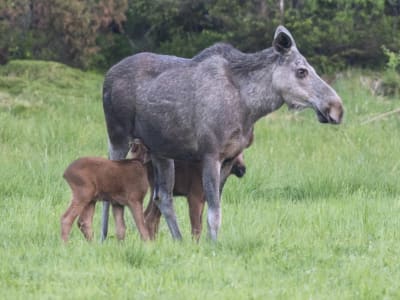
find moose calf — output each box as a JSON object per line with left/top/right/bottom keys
{"left": 60, "top": 143, "right": 150, "bottom": 242}
{"left": 143, "top": 153, "right": 247, "bottom": 240}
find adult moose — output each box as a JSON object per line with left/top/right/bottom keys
{"left": 101, "top": 43, "right": 245, "bottom": 241}
{"left": 100, "top": 38, "right": 251, "bottom": 242}
{"left": 102, "top": 26, "right": 343, "bottom": 241}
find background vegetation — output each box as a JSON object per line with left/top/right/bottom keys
{"left": 1, "top": 0, "right": 400, "bottom": 73}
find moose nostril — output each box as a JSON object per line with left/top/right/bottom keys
{"left": 329, "top": 101, "right": 344, "bottom": 124}
{"left": 327, "top": 103, "right": 343, "bottom": 124}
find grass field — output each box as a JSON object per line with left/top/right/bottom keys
{"left": 0, "top": 60, "right": 400, "bottom": 299}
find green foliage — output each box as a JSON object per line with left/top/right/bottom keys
{"left": 158, "top": 30, "right": 228, "bottom": 58}
{"left": 382, "top": 45, "right": 400, "bottom": 72}
{"left": 284, "top": 0, "right": 396, "bottom": 73}
{"left": 92, "top": 33, "right": 133, "bottom": 70}
{"left": 108, "top": 0, "right": 278, "bottom": 59}
{"left": 1, "top": 0, "right": 399, "bottom": 71}
{"left": 117, "top": 0, "right": 400, "bottom": 73}
{"left": 1, "top": 61, "right": 400, "bottom": 299}
{"left": 0, "top": 0, "right": 128, "bottom": 68}
{"left": 379, "top": 46, "right": 400, "bottom": 96}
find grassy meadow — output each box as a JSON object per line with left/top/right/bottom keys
{"left": 0, "top": 60, "right": 400, "bottom": 299}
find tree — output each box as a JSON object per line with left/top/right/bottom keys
{"left": 0, "top": 0, "right": 128, "bottom": 68}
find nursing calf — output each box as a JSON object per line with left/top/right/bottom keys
{"left": 60, "top": 144, "right": 150, "bottom": 242}
{"left": 143, "top": 154, "right": 247, "bottom": 240}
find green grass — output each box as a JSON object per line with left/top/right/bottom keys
{"left": 1, "top": 61, "right": 400, "bottom": 299}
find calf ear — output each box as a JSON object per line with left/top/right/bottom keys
{"left": 137, "top": 143, "right": 151, "bottom": 164}
{"left": 273, "top": 25, "right": 296, "bottom": 54}
{"left": 142, "top": 152, "right": 151, "bottom": 164}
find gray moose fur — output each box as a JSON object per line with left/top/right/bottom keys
{"left": 101, "top": 26, "right": 343, "bottom": 241}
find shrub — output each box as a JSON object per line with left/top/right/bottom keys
{"left": 379, "top": 46, "right": 400, "bottom": 97}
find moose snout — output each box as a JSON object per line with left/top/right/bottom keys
{"left": 317, "top": 98, "right": 344, "bottom": 124}
{"left": 327, "top": 99, "right": 344, "bottom": 124}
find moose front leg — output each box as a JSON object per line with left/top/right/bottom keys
{"left": 101, "top": 201, "right": 110, "bottom": 241}
{"left": 151, "top": 156, "right": 182, "bottom": 240}
{"left": 202, "top": 155, "right": 222, "bottom": 241}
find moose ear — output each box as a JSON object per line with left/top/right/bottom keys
{"left": 273, "top": 25, "right": 296, "bottom": 54}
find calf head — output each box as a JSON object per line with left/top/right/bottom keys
{"left": 127, "top": 139, "right": 150, "bottom": 163}
{"left": 230, "top": 153, "right": 246, "bottom": 178}
{"left": 230, "top": 128, "right": 254, "bottom": 178}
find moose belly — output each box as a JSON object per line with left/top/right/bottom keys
{"left": 135, "top": 111, "right": 247, "bottom": 162}
{"left": 135, "top": 122, "right": 202, "bottom": 160}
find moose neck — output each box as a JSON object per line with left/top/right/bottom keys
{"left": 229, "top": 48, "right": 285, "bottom": 124}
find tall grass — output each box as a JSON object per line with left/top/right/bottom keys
{"left": 1, "top": 61, "right": 399, "bottom": 299}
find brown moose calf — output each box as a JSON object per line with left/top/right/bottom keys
{"left": 61, "top": 145, "right": 150, "bottom": 242}
{"left": 143, "top": 130, "right": 253, "bottom": 240}
{"left": 143, "top": 153, "right": 247, "bottom": 241}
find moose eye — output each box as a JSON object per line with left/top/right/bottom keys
{"left": 296, "top": 68, "right": 308, "bottom": 79}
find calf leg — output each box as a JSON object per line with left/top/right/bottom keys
{"left": 152, "top": 156, "right": 182, "bottom": 240}
{"left": 77, "top": 202, "right": 95, "bottom": 241}
{"left": 101, "top": 139, "right": 130, "bottom": 241}
{"left": 127, "top": 195, "right": 149, "bottom": 241}
{"left": 188, "top": 193, "right": 205, "bottom": 241}
{"left": 112, "top": 204, "right": 126, "bottom": 240}
{"left": 144, "top": 192, "right": 162, "bottom": 239}
{"left": 61, "top": 197, "right": 90, "bottom": 242}
{"left": 202, "top": 155, "right": 222, "bottom": 241}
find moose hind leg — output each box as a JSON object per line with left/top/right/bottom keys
{"left": 152, "top": 156, "right": 182, "bottom": 240}
{"left": 202, "top": 155, "right": 222, "bottom": 241}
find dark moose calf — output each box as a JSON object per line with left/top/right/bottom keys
{"left": 142, "top": 132, "right": 253, "bottom": 240}
{"left": 144, "top": 152, "right": 248, "bottom": 240}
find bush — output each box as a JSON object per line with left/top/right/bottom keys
{"left": 1, "top": 0, "right": 400, "bottom": 71}
{"left": 379, "top": 46, "right": 400, "bottom": 97}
